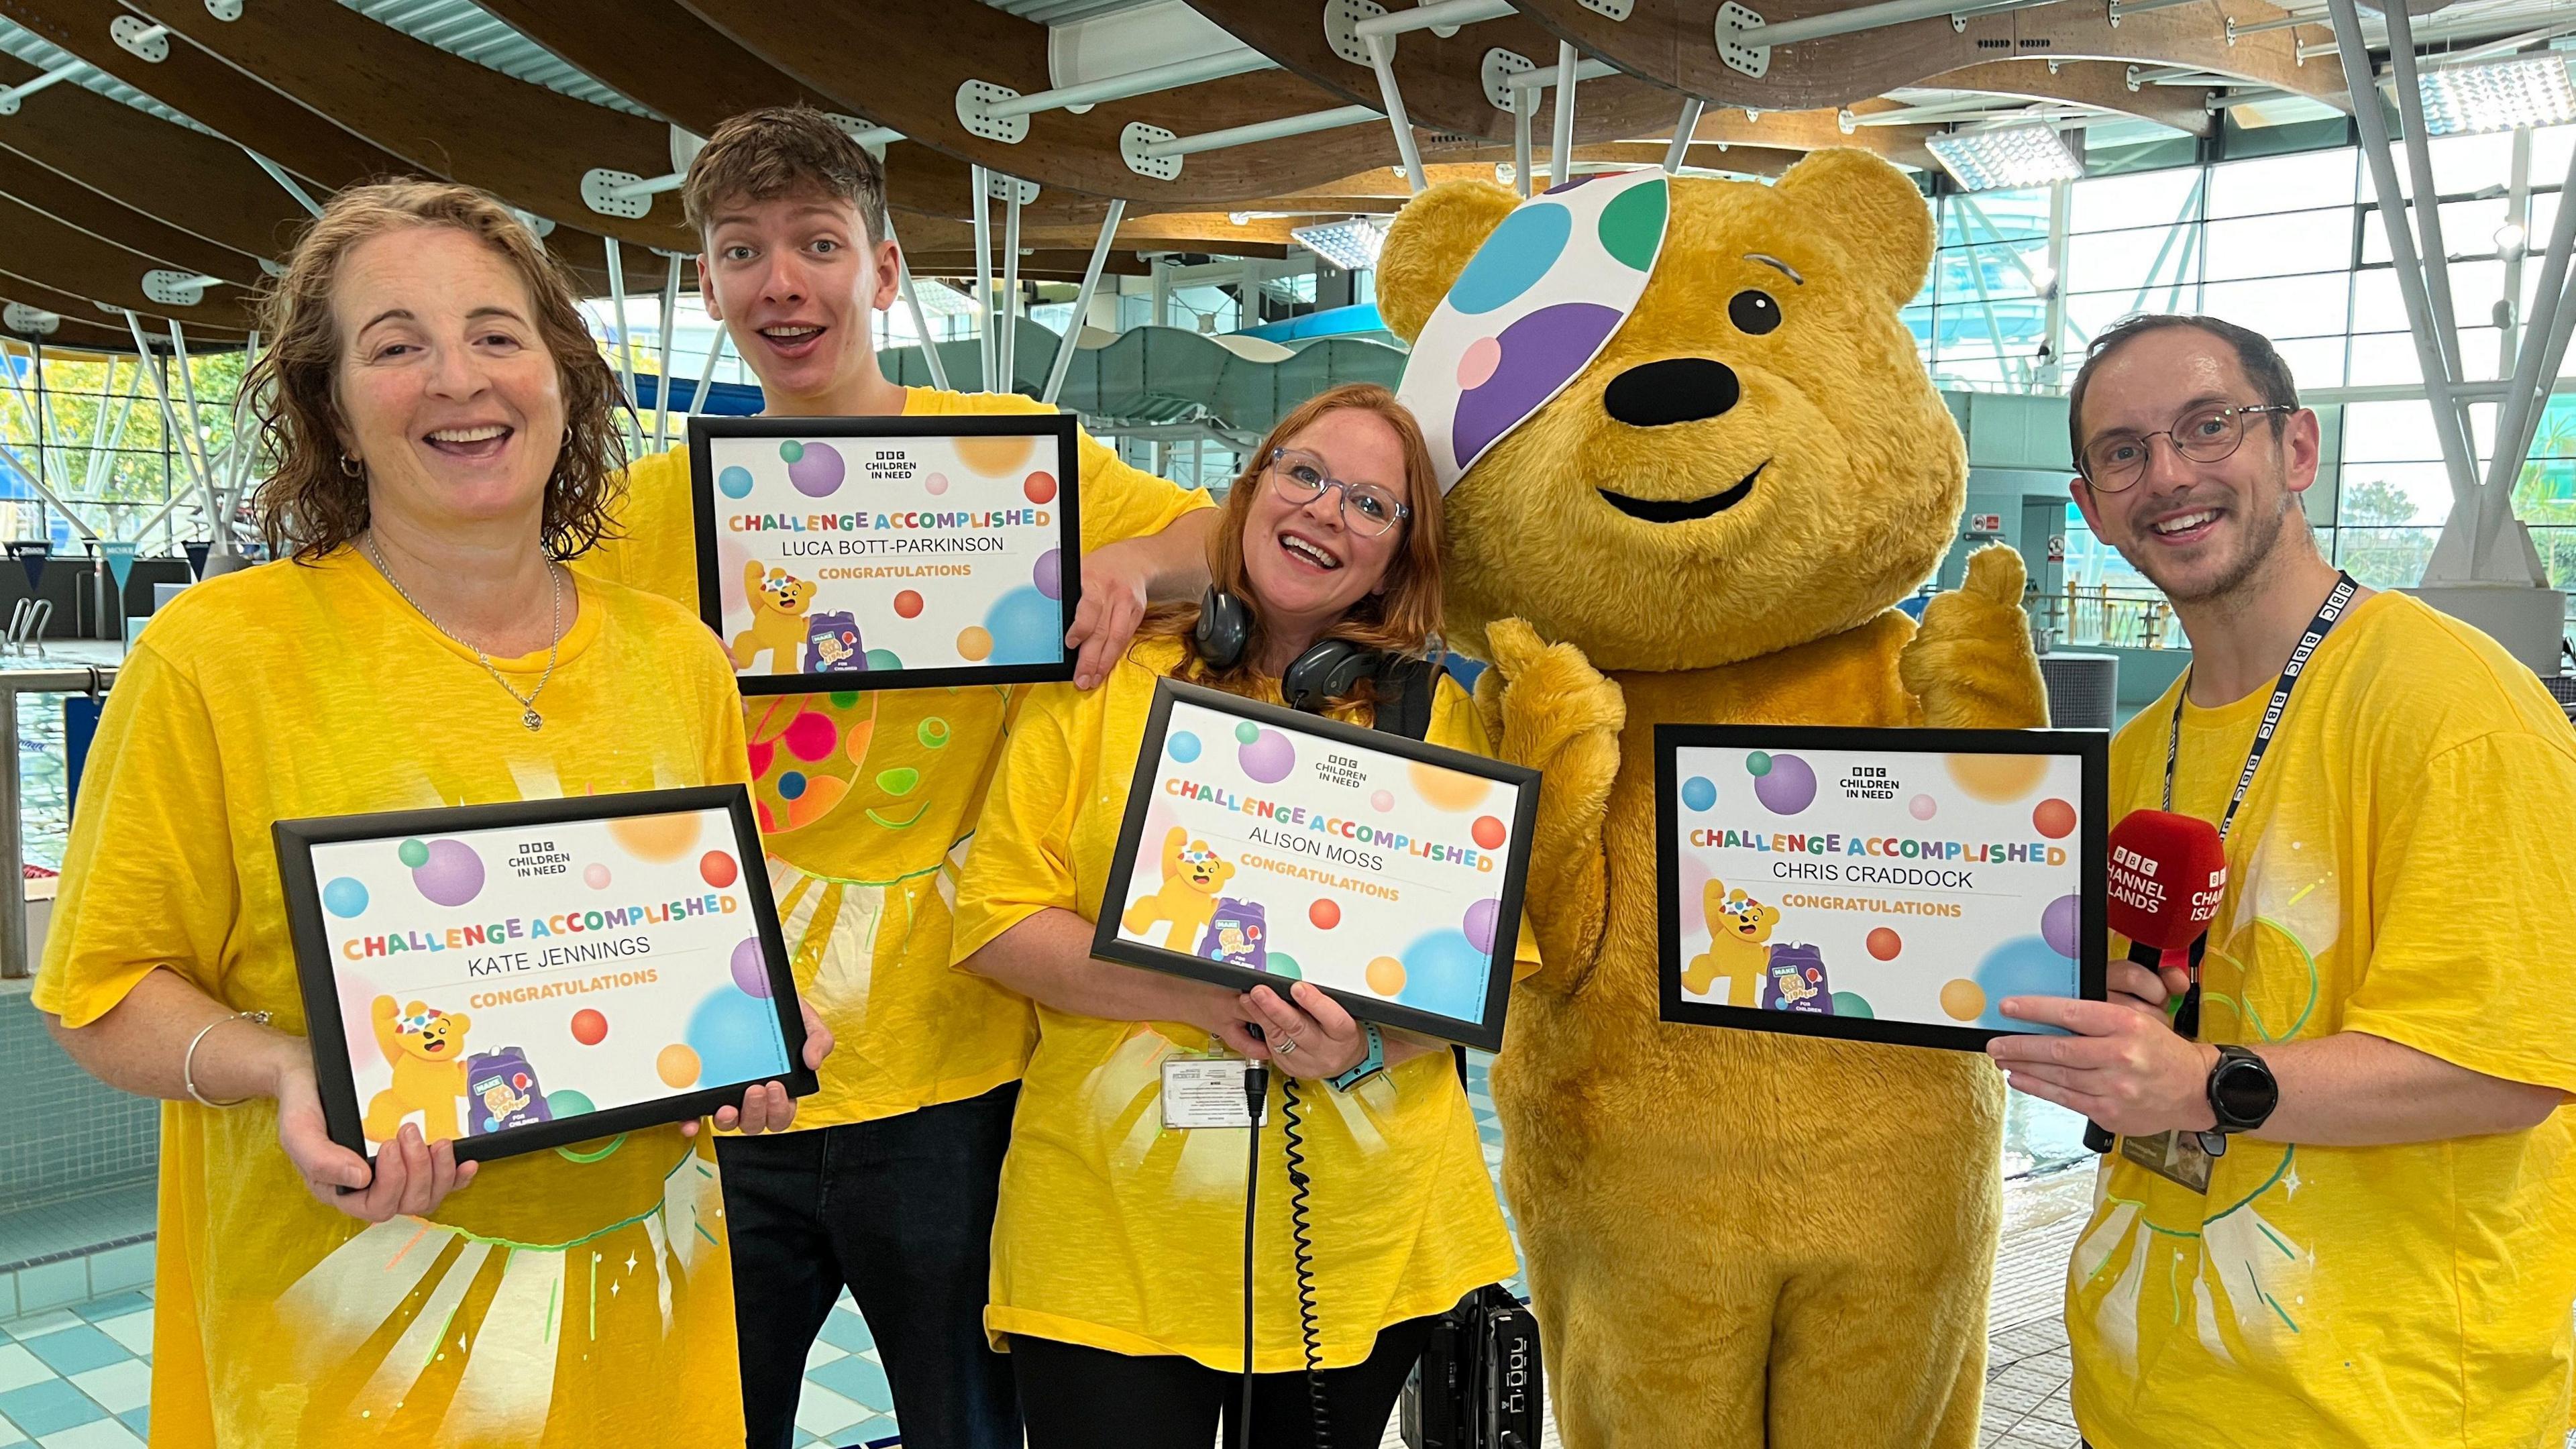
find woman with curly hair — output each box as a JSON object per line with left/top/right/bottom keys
{"left": 35, "top": 179, "right": 824, "bottom": 1448}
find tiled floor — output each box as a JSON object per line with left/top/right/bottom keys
{"left": 0, "top": 1290, "right": 153, "bottom": 1446}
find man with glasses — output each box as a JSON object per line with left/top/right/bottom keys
{"left": 1984, "top": 313, "right": 2576, "bottom": 1448}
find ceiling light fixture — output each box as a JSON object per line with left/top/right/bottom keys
{"left": 1291, "top": 217, "right": 1391, "bottom": 272}
{"left": 2414, "top": 54, "right": 2576, "bottom": 137}
{"left": 1925, "top": 123, "right": 2083, "bottom": 192}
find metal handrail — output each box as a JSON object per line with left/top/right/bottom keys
{"left": 2, "top": 667, "right": 118, "bottom": 979}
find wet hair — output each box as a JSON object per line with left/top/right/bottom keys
{"left": 682, "top": 105, "right": 888, "bottom": 250}
{"left": 1138, "top": 384, "right": 1448, "bottom": 708}
{"left": 2067, "top": 313, "right": 2299, "bottom": 474}
{"left": 247, "top": 179, "right": 626, "bottom": 561}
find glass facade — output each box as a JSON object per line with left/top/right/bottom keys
{"left": 0, "top": 349, "right": 244, "bottom": 551}
{"left": 1918, "top": 127, "right": 2576, "bottom": 640}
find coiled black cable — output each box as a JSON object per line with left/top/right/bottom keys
{"left": 1281, "top": 1077, "right": 1332, "bottom": 1448}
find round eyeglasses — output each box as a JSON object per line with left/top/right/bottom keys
{"left": 1267, "top": 447, "right": 1412, "bottom": 537}
{"left": 2078, "top": 402, "right": 2295, "bottom": 492}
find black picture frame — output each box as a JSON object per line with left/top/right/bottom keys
{"left": 1089, "top": 679, "right": 1540, "bottom": 1052}
{"left": 689, "top": 413, "right": 1083, "bottom": 696}
{"left": 1654, "top": 724, "right": 2109, "bottom": 1054}
{"left": 273, "top": 784, "right": 816, "bottom": 1167}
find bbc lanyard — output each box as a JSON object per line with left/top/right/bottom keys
{"left": 2159, "top": 570, "right": 2357, "bottom": 1036}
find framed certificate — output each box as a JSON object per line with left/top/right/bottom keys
{"left": 689, "top": 414, "right": 1083, "bottom": 695}
{"left": 1656, "top": 725, "right": 2108, "bottom": 1053}
{"left": 1093, "top": 679, "right": 1539, "bottom": 1051}
{"left": 274, "top": 785, "right": 815, "bottom": 1165}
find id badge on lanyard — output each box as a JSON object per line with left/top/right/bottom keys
{"left": 2125, "top": 572, "right": 2356, "bottom": 1193}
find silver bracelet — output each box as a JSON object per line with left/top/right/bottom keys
{"left": 183, "top": 1010, "right": 274, "bottom": 1108}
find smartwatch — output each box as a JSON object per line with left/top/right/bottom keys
{"left": 1328, "top": 1022, "right": 1387, "bottom": 1093}
{"left": 2206, "top": 1043, "right": 2279, "bottom": 1134}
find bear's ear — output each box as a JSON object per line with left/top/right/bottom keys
{"left": 1772, "top": 148, "right": 1935, "bottom": 311}
{"left": 1377, "top": 178, "right": 1521, "bottom": 343}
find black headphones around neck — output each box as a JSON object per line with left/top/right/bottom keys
{"left": 1193, "top": 587, "right": 1432, "bottom": 728}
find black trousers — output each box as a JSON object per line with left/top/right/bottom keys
{"left": 1011, "top": 1317, "right": 1438, "bottom": 1449}
{"left": 716, "top": 1081, "right": 1022, "bottom": 1449}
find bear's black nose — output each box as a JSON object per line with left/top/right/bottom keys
{"left": 1603, "top": 358, "right": 1740, "bottom": 427}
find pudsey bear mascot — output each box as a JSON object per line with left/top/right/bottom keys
{"left": 1379, "top": 150, "right": 2048, "bottom": 1446}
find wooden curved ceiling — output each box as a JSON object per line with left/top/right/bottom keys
{"left": 1508, "top": 0, "right": 2344, "bottom": 111}
{"left": 1, "top": 297, "right": 158, "bottom": 350}
{"left": 0, "top": 193, "right": 258, "bottom": 331}
{"left": 0, "top": 0, "right": 2470, "bottom": 360}
{"left": 113, "top": 0, "right": 692, "bottom": 248}
{"left": 680, "top": 0, "right": 1402, "bottom": 203}
{"left": 1181, "top": 0, "right": 1684, "bottom": 146}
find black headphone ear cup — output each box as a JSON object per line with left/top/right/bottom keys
{"left": 1194, "top": 588, "right": 1250, "bottom": 669}
{"left": 1282, "top": 640, "right": 1383, "bottom": 713}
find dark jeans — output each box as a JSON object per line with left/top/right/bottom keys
{"left": 1011, "top": 1316, "right": 1438, "bottom": 1449}
{"left": 716, "top": 1081, "right": 1022, "bottom": 1449}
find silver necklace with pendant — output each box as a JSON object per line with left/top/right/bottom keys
{"left": 364, "top": 533, "right": 561, "bottom": 731}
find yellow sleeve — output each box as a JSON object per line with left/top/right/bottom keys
{"left": 950, "top": 687, "right": 1087, "bottom": 963}
{"left": 573, "top": 447, "right": 696, "bottom": 607}
{"left": 35, "top": 642, "right": 239, "bottom": 1027}
{"left": 1422, "top": 675, "right": 1544, "bottom": 983}
{"left": 1071, "top": 425, "right": 1213, "bottom": 554}
{"left": 2342, "top": 729, "right": 2576, "bottom": 1094}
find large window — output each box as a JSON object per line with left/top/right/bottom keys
{"left": 0, "top": 347, "right": 243, "bottom": 552}
{"left": 1938, "top": 125, "right": 2576, "bottom": 643}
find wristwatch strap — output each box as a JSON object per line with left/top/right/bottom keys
{"left": 1329, "top": 1022, "right": 1387, "bottom": 1092}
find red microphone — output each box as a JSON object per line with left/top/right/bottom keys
{"left": 2081, "top": 810, "right": 2229, "bottom": 1151}
{"left": 2107, "top": 809, "right": 2227, "bottom": 959}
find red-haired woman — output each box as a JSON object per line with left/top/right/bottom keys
{"left": 951, "top": 383, "right": 1534, "bottom": 1448}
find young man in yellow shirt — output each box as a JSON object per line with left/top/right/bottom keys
{"left": 1988, "top": 314, "right": 2576, "bottom": 1448}
{"left": 576, "top": 108, "right": 1215, "bottom": 1449}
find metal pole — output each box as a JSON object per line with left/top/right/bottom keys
{"left": 1513, "top": 87, "right": 1535, "bottom": 197}
{"left": 1352, "top": 0, "right": 1514, "bottom": 38}
{"left": 1144, "top": 105, "right": 1385, "bottom": 160}
{"left": 2327, "top": 0, "right": 2480, "bottom": 506}
{"left": 885, "top": 216, "right": 952, "bottom": 393}
{"left": 602, "top": 237, "right": 641, "bottom": 448}
{"left": 164, "top": 322, "right": 221, "bottom": 515}
{"left": 2502, "top": 127, "right": 2532, "bottom": 375}
{"left": 2485, "top": 138, "right": 2576, "bottom": 500}
{"left": 2379, "top": 0, "right": 2463, "bottom": 388}
{"left": 1364, "top": 36, "right": 1430, "bottom": 193}
{"left": 2485, "top": 258, "right": 2576, "bottom": 569}
{"left": 1754, "top": 0, "right": 2056, "bottom": 46}
{"left": 1663, "top": 97, "right": 1706, "bottom": 174}
{"left": 1001, "top": 184, "right": 1023, "bottom": 391}
{"left": 243, "top": 148, "right": 325, "bottom": 217}
{"left": 120, "top": 313, "right": 222, "bottom": 544}
{"left": 1551, "top": 42, "right": 1579, "bottom": 186}
{"left": 682, "top": 325, "right": 728, "bottom": 420}
{"left": 972, "top": 166, "right": 995, "bottom": 392}
{"left": 2043, "top": 178, "right": 2072, "bottom": 378}
{"left": 1046, "top": 199, "right": 1127, "bottom": 406}
{"left": 653, "top": 255, "right": 682, "bottom": 451}
{"left": 985, "top": 49, "right": 1276, "bottom": 118}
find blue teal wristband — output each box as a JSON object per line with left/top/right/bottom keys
{"left": 1328, "top": 1022, "right": 1387, "bottom": 1092}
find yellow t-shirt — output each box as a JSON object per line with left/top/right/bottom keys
{"left": 2068, "top": 592, "right": 2576, "bottom": 1448}
{"left": 37, "top": 553, "right": 754, "bottom": 1449}
{"left": 949, "top": 638, "right": 1528, "bottom": 1371}
{"left": 577, "top": 388, "right": 1210, "bottom": 1130}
